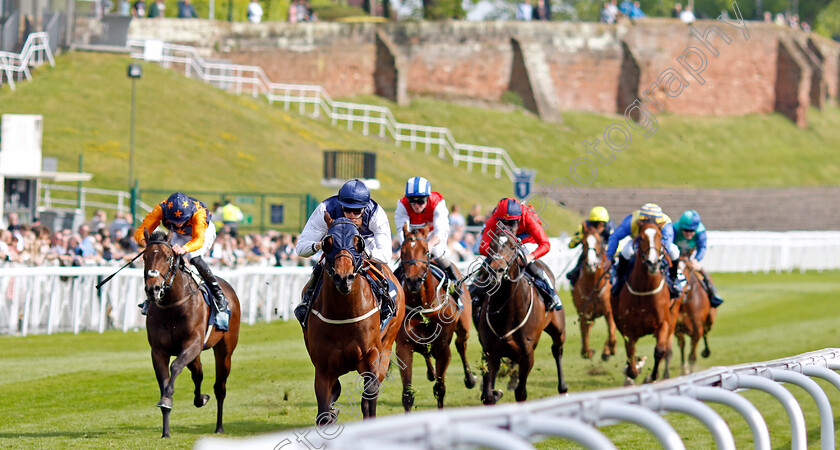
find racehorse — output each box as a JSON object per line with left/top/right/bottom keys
{"left": 143, "top": 229, "right": 241, "bottom": 438}
{"left": 571, "top": 222, "right": 616, "bottom": 361}
{"left": 396, "top": 224, "right": 476, "bottom": 411}
{"left": 302, "top": 213, "right": 405, "bottom": 425}
{"left": 674, "top": 257, "right": 716, "bottom": 374}
{"left": 474, "top": 223, "right": 567, "bottom": 404}
{"left": 612, "top": 221, "right": 680, "bottom": 385}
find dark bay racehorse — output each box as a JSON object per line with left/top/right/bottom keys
{"left": 143, "top": 230, "right": 241, "bottom": 438}
{"left": 571, "top": 222, "right": 616, "bottom": 361}
{"left": 675, "top": 257, "right": 716, "bottom": 374}
{"left": 474, "top": 223, "right": 567, "bottom": 404}
{"left": 302, "top": 214, "right": 405, "bottom": 425}
{"left": 612, "top": 222, "right": 679, "bottom": 386}
{"left": 396, "top": 224, "right": 476, "bottom": 411}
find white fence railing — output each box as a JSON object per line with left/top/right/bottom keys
{"left": 196, "top": 348, "right": 840, "bottom": 450}
{"left": 0, "top": 32, "right": 55, "bottom": 90}
{"left": 125, "top": 39, "right": 520, "bottom": 180}
{"left": 1, "top": 232, "right": 837, "bottom": 336}
{"left": 38, "top": 183, "right": 154, "bottom": 216}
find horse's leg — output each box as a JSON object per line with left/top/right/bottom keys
{"left": 455, "top": 312, "right": 476, "bottom": 389}
{"left": 397, "top": 336, "right": 415, "bottom": 412}
{"left": 689, "top": 317, "right": 703, "bottom": 373}
{"left": 212, "top": 343, "right": 232, "bottom": 433}
{"left": 603, "top": 304, "right": 618, "bottom": 362}
{"left": 702, "top": 335, "right": 712, "bottom": 358}
{"left": 623, "top": 338, "right": 638, "bottom": 386}
{"left": 422, "top": 347, "right": 436, "bottom": 382}
{"left": 514, "top": 351, "right": 535, "bottom": 402}
{"left": 432, "top": 337, "right": 452, "bottom": 409}
{"left": 359, "top": 361, "right": 382, "bottom": 419}
{"left": 579, "top": 317, "right": 594, "bottom": 359}
{"left": 151, "top": 347, "right": 172, "bottom": 438}
{"left": 162, "top": 340, "right": 202, "bottom": 410}
{"left": 545, "top": 313, "right": 568, "bottom": 394}
{"left": 481, "top": 351, "right": 503, "bottom": 405}
{"left": 677, "top": 331, "right": 688, "bottom": 375}
{"left": 187, "top": 357, "right": 210, "bottom": 408}
{"left": 314, "top": 370, "right": 336, "bottom": 425}
{"left": 645, "top": 325, "right": 669, "bottom": 384}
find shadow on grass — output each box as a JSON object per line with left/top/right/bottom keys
{"left": 126, "top": 419, "right": 315, "bottom": 437}
{"left": 0, "top": 431, "right": 106, "bottom": 438}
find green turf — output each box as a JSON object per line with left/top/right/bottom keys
{"left": 1, "top": 271, "right": 839, "bottom": 449}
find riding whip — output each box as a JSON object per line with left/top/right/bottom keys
{"left": 95, "top": 250, "right": 145, "bottom": 290}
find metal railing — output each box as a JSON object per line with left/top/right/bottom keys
{"left": 195, "top": 348, "right": 840, "bottom": 450}
{"left": 0, "top": 31, "right": 55, "bottom": 90}
{"left": 126, "top": 39, "right": 520, "bottom": 180}
{"left": 38, "top": 183, "right": 154, "bottom": 216}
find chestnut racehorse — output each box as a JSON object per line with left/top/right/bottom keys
{"left": 396, "top": 224, "right": 476, "bottom": 411}
{"left": 474, "top": 223, "right": 567, "bottom": 404}
{"left": 612, "top": 221, "right": 680, "bottom": 385}
{"left": 571, "top": 222, "right": 616, "bottom": 361}
{"left": 143, "top": 230, "right": 241, "bottom": 438}
{"left": 302, "top": 214, "right": 405, "bottom": 425}
{"left": 675, "top": 257, "right": 716, "bottom": 374}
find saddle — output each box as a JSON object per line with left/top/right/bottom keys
{"left": 363, "top": 261, "right": 399, "bottom": 308}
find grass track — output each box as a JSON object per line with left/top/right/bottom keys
{"left": 1, "top": 271, "right": 839, "bottom": 449}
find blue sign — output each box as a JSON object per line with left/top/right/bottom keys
{"left": 513, "top": 169, "right": 536, "bottom": 200}
{"left": 270, "top": 204, "right": 284, "bottom": 224}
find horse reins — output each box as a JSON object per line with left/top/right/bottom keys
{"left": 95, "top": 250, "right": 146, "bottom": 290}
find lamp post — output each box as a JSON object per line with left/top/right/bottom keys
{"left": 127, "top": 63, "right": 142, "bottom": 224}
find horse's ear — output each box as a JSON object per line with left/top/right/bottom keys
{"left": 143, "top": 228, "right": 150, "bottom": 244}
{"left": 354, "top": 235, "right": 365, "bottom": 254}
{"left": 581, "top": 220, "right": 588, "bottom": 230}
{"left": 322, "top": 235, "right": 333, "bottom": 254}
{"left": 421, "top": 224, "right": 430, "bottom": 237}
{"left": 324, "top": 211, "right": 333, "bottom": 228}
{"left": 402, "top": 222, "right": 410, "bottom": 236}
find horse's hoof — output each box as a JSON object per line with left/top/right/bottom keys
{"left": 464, "top": 373, "right": 477, "bottom": 389}
{"left": 558, "top": 383, "right": 568, "bottom": 394}
{"left": 643, "top": 374, "right": 654, "bottom": 384}
{"left": 624, "top": 376, "right": 634, "bottom": 386}
{"left": 426, "top": 367, "right": 436, "bottom": 382}
{"left": 215, "top": 427, "right": 224, "bottom": 434}
{"left": 581, "top": 349, "right": 592, "bottom": 359}
{"left": 157, "top": 398, "right": 173, "bottom": 410}
{"left": 681, "top": 366, "right": 690, "bottom": 376}
{"left": 161, "top": 433, "right": 170, "bottom": 439}
{"left": 506, "top": 377, "right": 519, "bottom": 392}
{"left": 702, "top": 348, "right": 711, "bottom": 358}
{"left": 635, "top": 356, "right": 647, "bottom": 371}
{"left": 195, "top": 393, "right": 210, "bottom": 408}
{"left": 601, "top": 352, "right": 612, "bottom": 362}
{"left": 492, "top": 389, "right": 503, "bottom": 401}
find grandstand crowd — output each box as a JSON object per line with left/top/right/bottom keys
{"left": 0, "top": 206, "right": 489, "bottom": 269}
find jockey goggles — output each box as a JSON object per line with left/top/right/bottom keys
{"left": 342, "top": 206, "right": 363, "bottom": 215}
{"left": 407, "top": 196, "right": 428, "bottom": 205}
{"left": 499, "top": 218, "right": 518, "bottom": 228}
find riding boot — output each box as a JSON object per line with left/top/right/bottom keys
{"left": 138, "top": 299, "right": 150, "bottom": 315}
{"left": 527, "top": 262, "right": 563, "bottom": 311}
{"left": 191, "top": 256, "right": 230, "bottom": 330}
{"left": 611, "top": 256, "right": 629, "bottom": 299}
{"left": 565, "top": 259, "right": 582, "bottom": 287}
{"left": 701, "top": 269, "right": 724, "bottom": 307}
{"left": 369, "top": 262, "right": 395, "bottom": 332}
{"left": 663, "top": 259, "right": 681, "bottom": 299}
{"left": 442, "top": 264, "right": 464, "bottom": 310}
{"left": 294, "top": 263, "right": 323, "bottom": 328}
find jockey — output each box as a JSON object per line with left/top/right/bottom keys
{"left": 134, "top": 192, "right": 230, "bottom": 330}
{"left": 474, "top": 198, "right": 563, "bottom": 311}
{"left": 673, "top": 210, "right": 724, "bottom": 307}
{"left": 293, "top": 179, "right": 394, "bottom": 329}
{"left": 394, "top": 176, "right": 463, "bottom": 307}
{"left": 605, "top": 203, "right": 681, "bottom": 300}
{"left": 565, "top": 206, "right": 614, "bottom": 286}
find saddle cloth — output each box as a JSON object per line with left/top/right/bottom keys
{"left": 199, "top": 284, "right": 228, "bottom": 332}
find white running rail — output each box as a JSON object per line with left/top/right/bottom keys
{"left": 195, "top": 348, "right": 840, "bottom": 450}
{"left": 126, "top": 39, "right": 520, "bottom": 180}
{"left": 38, "top": 183, "right": 154, "bottom": 216}
{"left": 0, "top": 32, "right": 55, "bottom": 90}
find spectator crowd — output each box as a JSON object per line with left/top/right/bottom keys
{"left": 0, "top": 203, "right": 493, "bottom": 270}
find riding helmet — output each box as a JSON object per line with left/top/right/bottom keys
{"left": 588, "top": 206, "right": 609, "bottom": 223}
{"left": 162, "top": 192, "right": 196, "bottom": 223}
{"left": 337, "top": 179, "right": 370, "bottom": 209}
{"left": 678, "top": 210, "right": 701, "bottom": 231}
{"left": 405, "top": 176, "right": 431, "bottom": 197}
{"left": 496, "top": 198, "right": 522, "bottom": 220}
{"left": 639, "top": 203, "right": 663, "bottom": 220}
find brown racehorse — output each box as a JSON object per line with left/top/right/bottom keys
{"left": 396, "top": 224, "right": 476, "bottom": 411}
{"left": 302, "top": 214, "right": 405, "bottom": 425}
{"left": 474, "top": 223, "right": 567, "bottom": 404}
{"left": 571, "top": 222, "right": 616, "bottom": 361}
{"left": 675, "top": 257, "right": 716, "bottom": 374}
{"left": 612, "top": 221, "right": 680, "bottom": 386}
{"left": 142, "top": 230, "right": 241, "bottom": 438}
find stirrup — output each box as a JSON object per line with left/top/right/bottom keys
{"left": 215, "top": 311, "right": 230, "bottom": 329}
{"left": 139, "top": 300, "right": 150, "bottom": 316}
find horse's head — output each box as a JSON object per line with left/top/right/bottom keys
{"left": 484, "top": 221, "right": 526, "bottom": 282}
{"left": 322, "top": 212, "right": 365, "bottom": 295}
{"left": 582, "top": 222, "right": 604, "bottom": 274}
{"left": 142, "top": 228, "right": 178, "bottom": 302}
{"left": 400, "top": 223, "right": 430, "bottom": 294}
{"left": 636, "top": 221, "right": 663, "bottom": 274}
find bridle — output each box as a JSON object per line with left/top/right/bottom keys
{"left": 144, "top": 241, "right": 180, "bottom": 299}
{"left": 484, "top": 228, "right": 528, "bottom": 286}
{"left": 322, "top": 222, "right": 364, "bottom": 280}
{"left": 400, "top": 234, "right": 431, "bottom": 286}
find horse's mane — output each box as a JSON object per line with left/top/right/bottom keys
{"left": 148, "top": 230, "right": 169, "bottom": 244}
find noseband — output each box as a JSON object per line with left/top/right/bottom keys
{"left": 485, "top": 230, "right": 527, "bottom": 284}
{"left": 401, "top": 235, "right": 431, "bottom": 285}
